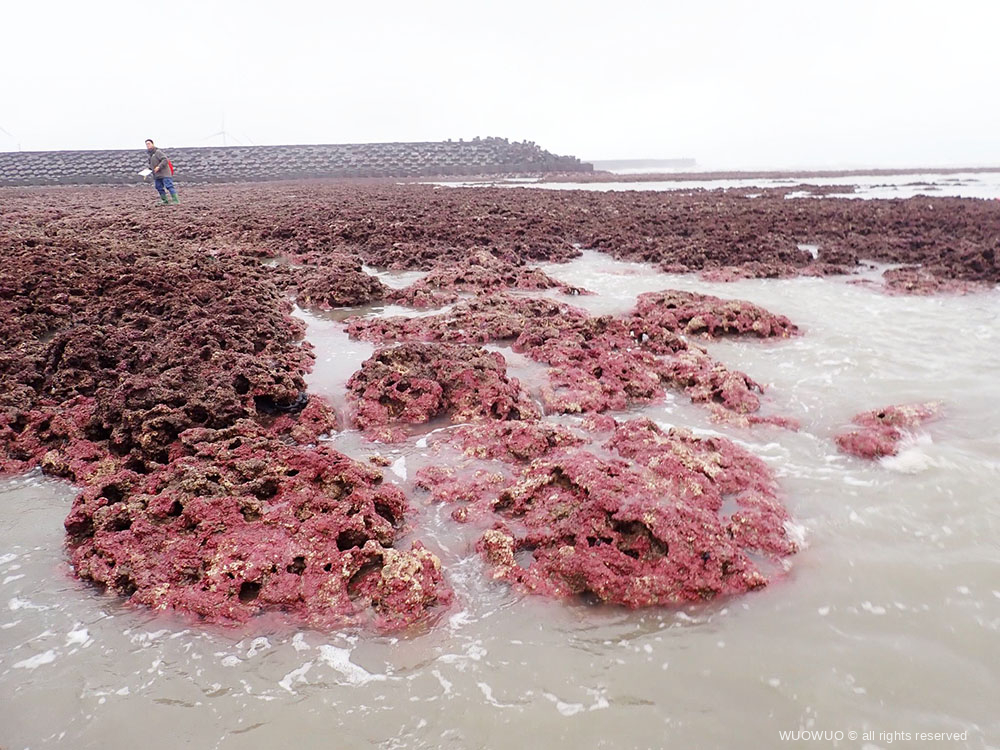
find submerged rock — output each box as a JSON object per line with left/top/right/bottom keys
{"left": 835, "top": 402, "right": 941, "bottom": 459}
{"left": 879, "top": 266, "right": 985, "bottom": 296}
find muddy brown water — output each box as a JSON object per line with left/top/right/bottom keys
{"left": 2, "top": 249, "right": 999, "bottom": 749}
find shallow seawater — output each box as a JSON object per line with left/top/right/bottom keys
{"left": 430, "top": 170, "right": 1000, "bottom": 200}
{"left": 2, "top": 254, "right": 999, "bottom": 749}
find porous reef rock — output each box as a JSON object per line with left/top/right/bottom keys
{"left": 212, "top": 182, "right": 1000, "bottom": 288}
{"left": 63, "top": 422, "right": 451, "bottom": 629}
{"left": 660, "top": 349, "right": 763, "bottom": 414}
{"left": 632, "top": 290, "right": 800, "bottom": 339}
{"left": 8, "top": 182, "right": 998, "bottom": 288}
{"left": 1, "top": 246, "right": 315, "bottom": 478}
{"left": 835, "top": 402, "right": 941, "bottom": 459}
{"left": 6, "top": 179, "right": 989, "bottom": 628}
{"left": 418, "top": 417, "right": 796, "bottom": 605}
{"left": 346, "top": 291, "right": 793, "bottom": 419}
{"left": 446, "top": 420, "right": 587, "bottom": 463}
{"left": 878, "top": 266, "right": 984, "bottom": 296}
{"left": 346, "top": 342, "right": 540, "bottom": 429}
{"left": 393, "top": 248, "right": 588, "bottom": 298}
{"left": 385, "top": 286, "right": 461, "bottom": 309}
{"left": 295, "top": 256, "right": 390, "bottom": 309}
{"left": 0, "top": 232, "right": 451, "bottom": 630}
{"left": 345, "top": 293, "right": 576, "bottom": 345}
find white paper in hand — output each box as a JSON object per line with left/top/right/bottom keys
{"left": 138, "top": 168, "right": 152, "bottom": 177}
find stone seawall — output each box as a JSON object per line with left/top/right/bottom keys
{"left": 0, "top": 137, "right": 592, "bottom": 186}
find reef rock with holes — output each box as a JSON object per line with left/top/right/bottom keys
{"left": 417, "top": 417, "right": 798, "bottom": 605}
{"left": 63, "top": 422, "right": 451, "bottom": 629}
{"left": 835, "top": 402, "right": 941, "bottom": 459}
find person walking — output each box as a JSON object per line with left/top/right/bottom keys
{"left": 145, "top": 139, "right": 179, "bottom": 204}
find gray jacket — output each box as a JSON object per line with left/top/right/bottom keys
{"left": 147, "top": 148, "right": 170, "bottom": 177}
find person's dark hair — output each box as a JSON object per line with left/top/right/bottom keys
{"left": 145, "top": 139, "right": 154, "bottom": 145}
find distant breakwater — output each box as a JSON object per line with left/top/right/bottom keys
{"left": 0, "top": 137, "right": 592, "bottom": 186}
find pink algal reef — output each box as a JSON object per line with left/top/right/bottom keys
{"left": 2, "top": 181, "right": 976, "bottom": 629}
{"left": 835, "top": 403, "right": 941, "bottom": 459}
{"left": 415, "top": 417, "right": 796, "bottom": 606}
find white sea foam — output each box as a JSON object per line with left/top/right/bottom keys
{"left": 389, "top": 456, "right": 408, "bottom": 480}
{"left": 881, "top": 433, "right": 934, "bottom": 474}
{"left": 278, "top": 661, "right": 313, "bottom": 693}
{"left": 65, "top": 626, "right": 90, "bottom": 648}
{"left": 13, "top": 649, "right": 57, "bottom": 669}
{"left": 318, "top": 645, "right": 386, "bottom": 685}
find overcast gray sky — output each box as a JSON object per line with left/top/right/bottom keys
{"left": 2, "top": 0, "right": 998, "bottom": 170}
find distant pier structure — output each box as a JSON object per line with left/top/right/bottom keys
{"left": 0, "top": 137, "right": 593, "bottom": 186}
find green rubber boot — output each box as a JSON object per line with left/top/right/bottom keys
{"left": 170, "top": 192, "right": 180, "bottom": 204}
{"left": 159, "top": 194, "right": 169, "bottom": 205}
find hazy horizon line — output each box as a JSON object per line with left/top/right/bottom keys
{"left": 2, "top": 140, "right": 999, "bottom": 176}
